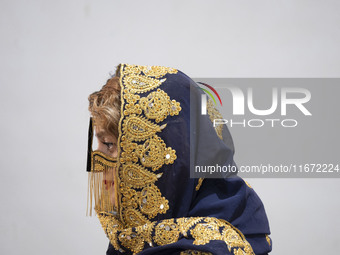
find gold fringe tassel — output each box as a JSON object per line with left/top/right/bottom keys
{"left": 87, "top": 164, "right": 117, "bottom": 216}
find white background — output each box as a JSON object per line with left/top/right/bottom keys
{"left": 1, "top": 0, "right": 339, "bottom": 254}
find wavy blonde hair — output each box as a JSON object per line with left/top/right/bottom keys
{"left": 88, "top": 75, "right": 121, "bottom": 138}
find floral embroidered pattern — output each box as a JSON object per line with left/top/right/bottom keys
{"left": 96, "top": 211, "right": 124, "bottom": 252}
{"left": 123, "top": 74, "right": 164, "bottom": 94}
{"left": 154, "top": 219, "right": 180, "bottom": 246}
{"left": 136, "top": 135, "right": 177, "bottom": 171}
{"left": 191, "top": 218, "right": 223, "bottom": 245}
{"left": 116, "top": 64, "right": 180, "bottom": 228}
{"left": 139, "top": 88, "right": 181, "bottom": 123}
{"left": 120, "top": 162, "right": 160, "bottom": 188}
{"left": 96, "top": 212, "right": 254, "bottom": 255}
{"left": 122, "top": 64, "right": 178, "bottom": 78}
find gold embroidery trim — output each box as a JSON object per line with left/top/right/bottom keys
{"left": 206, "top": 97, "right": 223, "bottom": 140}
{"left": 91, "top": 150, "right": 117, "bottom": 172}
{"left": 87, "top": 155, "right": 117, "bottom": 216}
{"left": 122, "top": 64, "right": 178, "bottom": 78}
{"left": 96, "top": 213, "right": 255, "bottom": 255}
{"left": 96, "top": 210, "right": 124, "bottom": 252}
{"left": 116, "top": 64, "right": 180, "bottom": 229}
{"left": 244, "top": 180, "right": 252, "bottom": 189}
{"left": 266, "top": 234, "right": 271, "bottom": 246}
{"left": 195, "top": 178, "right": 204, "bottom": 191}
{"left": 180, "top": 250, "right": 213, "bottom": 255}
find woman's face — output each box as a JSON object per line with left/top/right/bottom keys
{"left": 95, "top": 126, "right": 118, "bottom": 158}
{"left": 95, "top": 125, "right": 118, "bottom": 208}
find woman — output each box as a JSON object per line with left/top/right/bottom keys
{"left": 86, "top": 63, "right": 272, "bottom": 255}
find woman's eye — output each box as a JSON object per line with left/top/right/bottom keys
{"left": 103, "top": 142, "right": 114, "bottom": 150}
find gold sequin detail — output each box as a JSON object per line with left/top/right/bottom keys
{"left": 118, "top": 228, "right": 145, "bottom": 253}
{"left": 139, "top": 88, "right": 181, "bottom": 123}
{"left": 122, "top": 115, "right": 164, "bottom": 142}
{"left": 138, "top": 184, "right": 169, "bottom": 218}
{"left": 191, "top": 218, "right": 223, "bottom": 245}
{"left": 177, "top": 217, "right": 203, "bottom": 237}
{"left": 136, "top": 135, "right": 177, "bottom": 171}
{"left": 96, "top": 210, "right": 124, "bottom": 252}
{"left": 123, "top": 74, "right": 164, "bottom": 94}
{"left": 154, "top": 219, "right": 180, "bottom": 246}
{"left": 220, "top": 220, "right": 254, "bottom": 254}
{"left": 120, "top": 162, "right": 159, "bottom": 188}
{"left": 121, "top": 207, "right": 150, "bottom": 228}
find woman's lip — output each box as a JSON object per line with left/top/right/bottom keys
{"left": 104, "top": 180, "right": 114, "bottom": 189}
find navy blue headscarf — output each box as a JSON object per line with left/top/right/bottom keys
{"left": 91, "top": 64, "right": 271, "bottom": 255}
